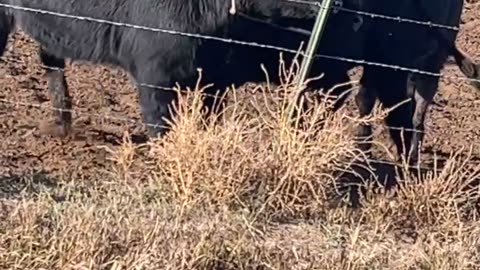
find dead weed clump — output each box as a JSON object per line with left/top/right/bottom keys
{"left": 144, "top": 69, "right": 370, "bottom": 221}
{"left": 361, "top": 154, "right": 480, "bottom": 232}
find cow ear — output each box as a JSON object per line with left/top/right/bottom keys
{"left": 352, "top": 15, "right": 363, "bottom": 32}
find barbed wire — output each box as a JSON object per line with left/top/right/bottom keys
{"left": 0, "top": 2, "right": 478, "bottom": 136}
{"left": 11, "top": 60, "right": 475, "bottom": 137}
{"left": 1, "top": 2, "right": 480, "bottom": 89}
{"left": 284, "top": 0, "right": 461, "bottom": 31}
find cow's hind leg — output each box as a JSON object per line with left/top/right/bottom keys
{"left": 39, "top": 48, "right": 72, "bottom": 137}
{"left": 408, "top": 73, "right": 440, "bottom": 166}
{"left": 354, "top": 67, "right": 378, "bottom": 155}
{"left": 407, "top": 46, "right": 447, "bottom": 166}
{"left": 133, "top": 69, "right": 179, "bottom": 139}
{"left": 374, "top": 70, "right": 413, "bottom": 162}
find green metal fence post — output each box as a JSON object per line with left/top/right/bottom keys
{"left": 287, "top": 0, "right": 334, "bottom": 122}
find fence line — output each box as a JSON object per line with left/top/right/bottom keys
{"left": 0, "top": 2, "right": 478, "bottom": 135}
{"left": 20, "top": 61, "right": 480, "bottom": 130}
{"left": 0, "top": 95, "right": 470, "bottom": 173}
{"left": 1, "top": 2, "right": 480, "bottom": 89}
{"left": 284, "top": 0, "right": 461, "bottom": 31}
{"left": 0, "top": 77, "right": 431, "bottom": 136}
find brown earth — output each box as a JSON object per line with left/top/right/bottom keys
{"left": 0, "top": 3, "right": 480, "bottom": 181}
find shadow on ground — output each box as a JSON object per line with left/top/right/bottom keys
{"left": 0, "top": 171, "right": 62, "bottom": 200}
{"left": 334, "top": 155, "right": 480, "bottom": 208}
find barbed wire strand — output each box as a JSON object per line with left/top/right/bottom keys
{"left": 0, "top": 62, "right": 433, "bottom": 136}
{"left": 9, "top": 59, "right": 474, "bottom": 136}
{"left": 1, "top": 2, "right": 480, "bottom": 88}
{"left": 285, "top": 0, "right": 461, "bottom": 31}
{"left": 0, "top": 96, "right": 463, "bottom": 173}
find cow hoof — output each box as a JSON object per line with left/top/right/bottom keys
{"left": 39, "top": 119, "right": 71, "bottom": 138}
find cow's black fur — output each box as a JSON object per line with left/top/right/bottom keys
{"left": 223, "top": 0, "right": 480, "bottom": 165}
{"left": 352, "top": 0, "right": 480, "bottom": 165}
{"left": 0, "top": 0, "right": 341, "bottom": 138}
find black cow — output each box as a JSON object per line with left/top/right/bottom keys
{"left": 351, "top": 0, "right": 480, "bottom": 165}
{"left": 0, "top": 0, "right": 363, "bottom": 139}
{"left": 204, "top": 0, "right": 479, "bottom": 167}
{"left": 268, "top": 0, "right": 480, "bottom": 165}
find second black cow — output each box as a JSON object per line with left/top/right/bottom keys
{"left": 354, "top": 0, "right": 480, "bottom": 165}
{"left": 258, "top": 0, "right": 480, "bottom": 164}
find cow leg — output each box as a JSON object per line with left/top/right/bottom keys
{"left": 374, "top": 70, "right": 413, "bottom": 161}
{"left": 39, "top": 48, "right": 72, "bottom": 137}
{"left": 0, "top": 11, "right": 13, "bottom": 57}
{"left": 133, "top": 70, "right": 179, "bottom": 139}
{"left": 408, "top": 73, "right": 439, "bottom": 166}
{"left": 354, "top": 78, "right": 377, "bottom": 155}
{"left": 407, "top": 43, "right": 447, "bottom": 165}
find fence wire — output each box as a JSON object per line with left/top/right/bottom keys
{"left": 8, "top": 57, "right": 476, "bottom": 137}
{"left": 285, "top": 0, "right": 461, "bottom": 31}
{"left": 0, "top": 1, "right": 479, "bottom": 173}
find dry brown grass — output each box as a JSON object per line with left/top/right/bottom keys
{"left": 0, "top": 64, "right": 479, "bottom": 270}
